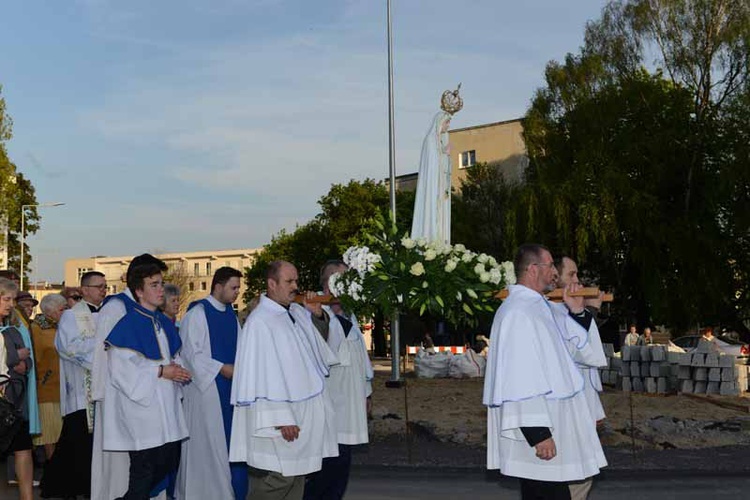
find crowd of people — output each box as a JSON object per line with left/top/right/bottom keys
{"left": 0, "top": 255, "right": 373, "bottom": 500}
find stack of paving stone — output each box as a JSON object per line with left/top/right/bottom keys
{"left": 617, "top": 344, "right": 679, "bottom": 394}
{"left": 676, "top": 341, "right": 750, "bottom": 395}
{"left": 598, "top": 343, "right": 622, "bottom": 389}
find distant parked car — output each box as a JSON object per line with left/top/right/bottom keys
{"left": 671, "top": 335, "right": 749, "bottom": 363}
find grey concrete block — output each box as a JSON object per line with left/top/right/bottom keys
{"left": 621, "top": 345, "right": 632, "bottom": 361}
{"left": 720, "top": 381, "right": 739, "bottom": 396}
{"left": 677, "top": 353, "right": 692, "bottom": 366}
{"left": 705, "top": 353, "right": 720, "bottom": 367}
{"left": 694, "top": 381, "right": 708, "bottom": 393}
{"left": 691, "top": 353, "right": 705, "bottom": 366}
{"left": 622, "top": 376, "right": 632, "bottom": 393}
{"left": 721, "top": 367, "right": 735, "bottom": 382}
{"left": 603, "top": 343, "right": 615, "bottom": 357}
{"left": 610, "top": 357, "right": 623, "bottom": 371}
{"left": 693, "top": 367, "right": 708, "bottom": 381}
{"left": 718, "top": 354, "right": 734, "bottom": 368}
{"left": 640, "top": 363, "right": 650, "bottom": 377}
{"left": 640, "top": 347, "right": 652, "bottom": 362}
{"left": 645, "top": 377, "right": 657, "bottom": 393}
{"left": 650, "top": 362, "right": 670, "bottom": 378}
{"left": 632, "top": 377, "right": 645, "bottom": 392}
{"left": 651, "top": 346, "right": 666, "bottom": 361}
{"left": 657, "top": 377, "right": 668, "bottom": 394}
{"left": 667, "top": 352, "right": 682, "bottom": 363}
{"left": 680, "top": 379, "right": 694, "bottom": 393}
{"left": 708, "top": 368, "right": 721, "bottom": 382}
{"left": 678, "top": 366, "right": 692, "bottom": 380}
{"left": 707, "top": 381, "right": 720, "bottom": 394}
{"left": 630, "top": 362, "right": 641, "bottom": 377}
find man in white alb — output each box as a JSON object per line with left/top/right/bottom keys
{"left": 176, "top": 266, "right": 248, "bottom": 500}
{"left": 303, "top": 260, "right": 373, "bottom": 500}
{"left": 90, "top": 253, "right": 170, "bottom": 500}
{"left": 103, "top": 261, "right": 190, "bottom": 499}
{"left": 553, "top": 255, "right": 607, "bottom": 499}
{"left": 230, "top": 260, "right": 339, "bottom": 500}
{"left": 483, "top": 244, "right": 607, "bottom": 499}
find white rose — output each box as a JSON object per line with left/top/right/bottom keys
{"left": 410, "top": 262, "right": 425, "bottom": 276}
{"left": 488, "top": 256, "right": 498, "bottom": 267}
{"left": 444, "top": 260, "right": 457, "bottom": 272}
{"left": 474, "top": 263, "right": 485, "bottom": 275}
{"left": 424, "top": 249, "right": 437, "bottom": 261}
{"left": 454, "top": 243, "right": 466, "bottom": 252}
{"left": 477, "top": 253, "right": 489, "bottom": 264}
{"left": 502, "top": 261, "right": 517, "bottom": 285}
{"left": 401, "top": 237, "right": 416, "bottom": 249}
{"left": 416, "top": 237, "right": 427, "bottom": 247}
{"left": 479, "top": 272, "right": 490, "bottom": 283}
{"left": 461, "top": 252, "right": 473, "bottom": 263}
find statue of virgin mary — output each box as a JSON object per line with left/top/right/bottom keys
{"left": 410, "top": 85, "right": 463, "bottom": 245}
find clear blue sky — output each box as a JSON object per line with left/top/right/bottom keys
{"left": 0, "top": 0, "right": 609, "bottom": 282}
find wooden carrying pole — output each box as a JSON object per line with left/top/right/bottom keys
{"left": 295, "top": 287, "right": 613, "bottom": 305}
{"left": 495, "top": 287, "right": 614, "bottom": 302}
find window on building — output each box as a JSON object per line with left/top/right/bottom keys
{"left": 77, "top": 267, "right": 92, "bottom": 281}
{"left": 188, "top": 282, "right": 195, "bottom": 292}
{"left": 459, "top": 150, "right": 476, "bottom": 169}
{"left": 111, "top": 285, "right": 117, "bottom": 293}
{"left": 200, "top": 281, "right": 207, "bottom": 291}
{"left": 193, "top": 263, "right": 200, "bottom": 277}
{"left": 206, "top": 262, "right": 212, "bottom": 276}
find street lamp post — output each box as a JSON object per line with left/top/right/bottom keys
{"left": 20, "top": 202, "right": 65, "bottom": 290}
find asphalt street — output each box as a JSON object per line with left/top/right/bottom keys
{"left": 346, "top": 468, "right": 748, "bottom": 500}
{"left": 0, "top": 464, "right": 745, "bottom": 499}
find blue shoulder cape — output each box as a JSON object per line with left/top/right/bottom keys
{"left": 105, "top": 295, "right": 181, "bottom": 360}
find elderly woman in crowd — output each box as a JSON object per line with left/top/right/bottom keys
{"left": 163, "top": 283, "right": 181, "bottom": 328}
{"left": 0, "top": 278, "right": 35, "bottom": 500}
{"left": 30, "top": 294, "right": 67, "bottom": 460}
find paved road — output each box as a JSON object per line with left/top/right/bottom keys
{"left": 0, "top": 464, "right": 745, "bottom": 499}
{"left": 346, "top": 468, "right": 748, "bottom": 500}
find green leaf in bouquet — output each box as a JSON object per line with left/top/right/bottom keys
{"left": 435, "top": 295, "right": 444, "bottom": 308}
{"left": 462, "top": 302, "right": 474, "bottom": 315}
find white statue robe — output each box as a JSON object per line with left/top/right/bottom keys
{"left": 90, "top": 290, "right": 165, "bottom": 500}
{"left": 175, "top": 295, "right": 237, "bottom": 500}
{"left": 229, "top": 296, "right": 339, "bottom": 477}
{"left": 411, "top": 110, "right": 452, "bottom": 244}
{"left": 483, "top": 285, "right": 607, "bottom": 482}
{"left": 551, "top": 302, "right": 607, "bottom": 422}
{"left": 323, "top": 306, "right": 373, "bottom": 445}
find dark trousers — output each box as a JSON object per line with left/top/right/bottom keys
{"left": 303, "top": 444, "right": 352, "bottom": 500}
{"left": 40, "top": 409, "right": 93, "bottom": 498}
{"left": 520, "top": 477, "right": 571, "bottom": 500}
{"left": 119, "top": 441, "right": 181, "bottom": 500}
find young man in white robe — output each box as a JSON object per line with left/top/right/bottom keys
{"left": 483, "top": 244, "right": 607, "bottom": 499}
{"left": 90, "top": 254, "right": 170, "bottom": 500}
{"left": 46, "top": 271, "right": 107, "bottom": 497}
{"left": 176, "top": 266, "right": 248, "bottom": 500}
{"left": 303, "top": 260, "right": 373, "bottom": 500}
{"left": 553, "top": 256, "right": 608, "bottom": 500}
{"left": 230, "top": 260, "right": 339, "bottom": 500}
{"left": 102, "top": 260, "right": 190, "bottom": 500}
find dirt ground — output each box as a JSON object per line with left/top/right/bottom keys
{"left": 368, "top": 369, "right": 750, "bottom": 451}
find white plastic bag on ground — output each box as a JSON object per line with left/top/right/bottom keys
{"left": 414, "top": 348, "right": 452, "bottom": 378}
{"left": 448, "top": 349, "right": 486, "bottom": 378}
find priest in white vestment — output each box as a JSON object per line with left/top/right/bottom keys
{"left": 303, "top": 261, "right": 374, "bottom": 500}
{"left": 176, "top": 267, "right": 248, "bottom": 500}
{"left": 91, "top": 254, "right": 170, "bottom": 500}
{"left": 230, "top": 260, "right": 339, "bottom": 500}
{"left": 483, "top": 244, "right": 606, "bottom": 499}
{"left": 44, "top": 271, "right": 106, "bottom": 497}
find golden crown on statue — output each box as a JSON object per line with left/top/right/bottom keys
{"left": 440, "top": 84, "right": 463, "bottom": 115}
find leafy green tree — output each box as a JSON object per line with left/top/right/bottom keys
{"left": 0, "top": 86, "right": 39, "bottom": 280}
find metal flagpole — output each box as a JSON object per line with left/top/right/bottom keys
{"left": 385, "top": 0, "right": 403, "bottom": 388}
